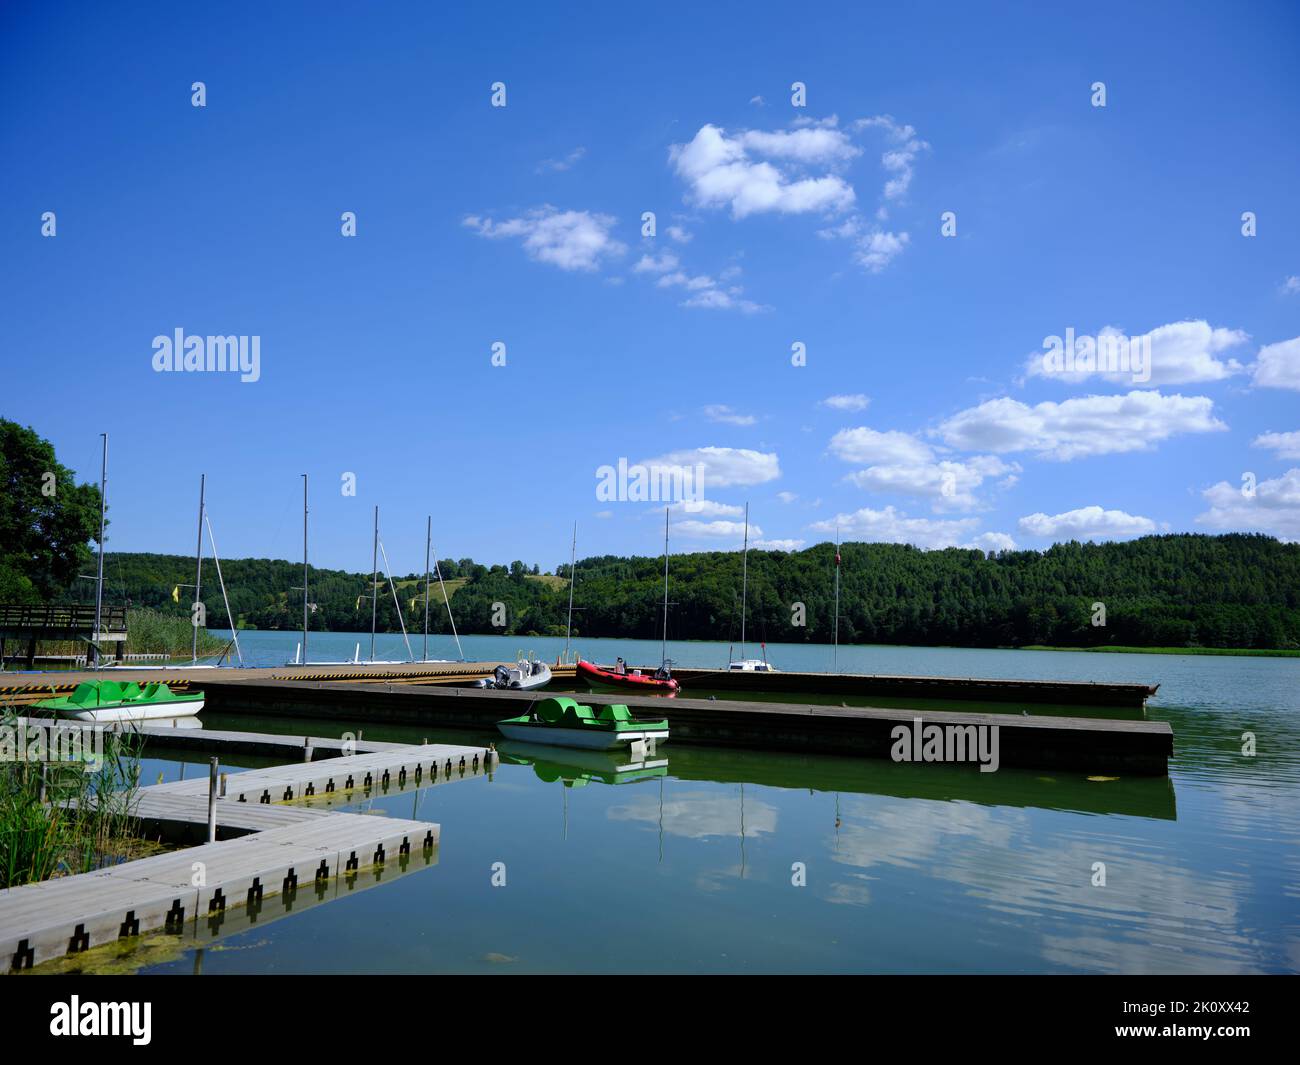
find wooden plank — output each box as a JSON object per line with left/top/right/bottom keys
{"left": 0, "top": 730, "right": 470, "bottom": 970}
{"left": 1, "top": 812, "right": 440, "bottom": 971}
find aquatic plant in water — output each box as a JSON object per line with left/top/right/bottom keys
{"left": 0, "top": 707, "right": 143, "bottom": 888}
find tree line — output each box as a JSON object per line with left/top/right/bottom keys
{"left": 60, "top": 534, "right": 1300, "bottom": 650}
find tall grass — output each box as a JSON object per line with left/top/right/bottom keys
{"left": 0, "top": 708, "right": 143, "bottom": 888}
{"left": 122, "top": 607, "right": 228, "bottom": 657}
{"left": 27, "top": 606, "right": 229, "bottom": 661}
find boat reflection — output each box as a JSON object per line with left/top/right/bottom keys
{"left": 497, "top": 740, "right": 668, "bottom": 788}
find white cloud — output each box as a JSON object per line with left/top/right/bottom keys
{"left": 810, "top": 506, "right": 979, "bottom": 550}
{"left": 737, "top": 126, "right": 861, "bottom": 164}
{"left": 669, "top": 124, "right": 857, "bottom": 219}
{"left": 753, "top": 538, "right": 805, "bottom": 551}
{"left": 535, "top": 147, "right": 586, "bottom": 173}
{"left": 702, "top": 404, "right": 756, "bottom": 426}
{"left": 1196, "top": 468, "right": 1300, "bottom": 541}
{"left": 829, "top": 427, "right": 933, "bottom": 465}
{"left": 1254, "top": 431, "right": 1300, "bottom": 461}
{"left": 657, "top": 270, "right": 714, "bottom": 291}
{"left": 853, "top": 115, "right": 928, "bottom": 203}
{"left": 855, "top": 230, "right": 909, "bottom": 272}
{"left": 777, "top": 491, "right": 798, "bottom": 504}
{"left": 669, "top": 499, "right": 744, "bottom": 518}
{"left": 1017, "top": 506, "right": 1156, "bottom": 541}
{"left": 1024, "top": 320, "right": 1248, "bottom": 386}
{"left": 1282, "top": 276, "right": 1300, "bottom": 295}
{"left": 937, "top": 390, "right": 1227, "bottom": 461}
{"left": 670, "top": 115, "right": 925, "bottom": 275}
{"left": 821, "top": 393, "right": 870, "bottom": 412}
{"left": 666, "top": 225, "right": 693, "bottom": 243}
{"left": 676, "top": 519, "right": 762, "bottom": 540}
{"left": 639, "top": 446, "right": 780, "bottom": 488}
{"left": 847, "top": 456, "right": 1020, "bottom": 513}
{"left": 655, "top": 268, "right": 768, "bottom": 313}
{"left": 463, "top": 206, "right": 625, "bottom": 271}
{"left": 1252, "top": 335, "right": 1300, "bottom": 391}
{"left": 633, "top": 250, "right": 680, "bottom": 274}
{"left": 964, "top": 531, "right": 1018, "bottom": 552}
{"left": 681, "top": 286, "right": 768, "bottom": 313}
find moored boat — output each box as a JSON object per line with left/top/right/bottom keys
{"left": 728, "top": 657, "right": 778, "bottom": 673}
{"left": 473, "top": 656, "right": 552, "bottom": 691}
{"left": 576, "top": 659, "right": 679, "bottom": 693}
{"left": 31, "top": 680, "right": 204, "bottom": 723}
{"left": 497, "top": 696, "right": 669, "bottom": 750}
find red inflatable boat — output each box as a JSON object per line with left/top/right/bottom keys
{"left": 576, "top": 660, "right": 680, "bottom": 693}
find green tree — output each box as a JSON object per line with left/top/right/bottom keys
{"left": 0, "top": 420, "right": 102, "bottom": 602}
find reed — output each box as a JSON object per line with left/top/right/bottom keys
{"left": 31, "top": 606, "right": 229, "bottom": 661}
{"left": 119, "top": 607, "right": 228, "bottom": 657}
{"left": 0, "top": 708, "right": 144, "bottom": 889}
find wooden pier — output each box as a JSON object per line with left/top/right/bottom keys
{"left": 0, "top": 656, "right": 1157, "bottom": 708}
{"left": 192, "top": 677, "right": 1173, "bottom": 774}
{"left": 0, "top": 657, "right": 1172, "bottom": 774}
{"left": 660, "top": 665, "right": 1159, "bottom": 707}
{"left": 0, "top": 728, "right": 496, "bottom": 971}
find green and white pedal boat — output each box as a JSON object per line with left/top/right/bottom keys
{"left": 497, "top": 696, "right": 668, "bottom": 751}
{"left": 31, "top": 680, "right": 204, "bottom": 723}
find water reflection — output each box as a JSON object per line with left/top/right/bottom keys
{"left": 75, "top": 658, "right": 1300, "bottom": 974}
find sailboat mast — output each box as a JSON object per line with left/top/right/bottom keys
{"left": 191, "top": 473, "right": 205, "bottom": 663}
{"left": 564, "top": 520, "right": 577, "bottom": 659}
{"left": 93, "top": 433, "right": 107, "bottom": 669}
{"left": 424, "top": 515, "right": 431, "bottom": 663}
{"left": 370, "top": 505, "right": 379, "bottom": 661}
{"left": 302, "top": 474, "right": 309, "bottom": 663}
{"left": 833, "top": 526, "right": 841, "bottom": 673}
{"left": 661, "top": 507, "right": 670, "bottom": 666}
{"left": 740, "top": 502, "right": 749, "bottom": 659}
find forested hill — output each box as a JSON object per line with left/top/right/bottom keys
{"left": 65, "top": 533, "right": 1300, "bottom": 650}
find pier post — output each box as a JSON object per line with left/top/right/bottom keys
{"left": 208, "top": 756, "right": 219, "bottom": 843}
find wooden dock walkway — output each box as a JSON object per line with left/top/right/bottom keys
{"left": 196, "top": 678, "right": 1174, "bottom": 774}
{"left": 0, "top": 731, "right": 496, "bottom": 971}
{"left": 0, "top": 657, "right": 1156, "bottom": 707}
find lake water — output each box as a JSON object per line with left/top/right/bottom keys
{"left": 75, "top": 633, "right": 1300, "bottom": 972}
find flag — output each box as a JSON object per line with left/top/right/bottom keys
{"left": 172, "top": 585, "right": 180, "bottom": 603}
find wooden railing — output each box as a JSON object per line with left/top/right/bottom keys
{"left": 0, "top": 603, "right": 128, "bottom": 632}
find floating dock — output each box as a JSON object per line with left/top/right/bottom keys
{"left": 0, "top": 729, "right": 496, "bottom": 971}
{"left": 191, "top": 677, "right": 1173, "bottom": 775}
{"left": 659, "top": 666, "right": 1159, "bottom": 707}
{"left": 0, "top": 656, "right": 1157, "bottom": 708}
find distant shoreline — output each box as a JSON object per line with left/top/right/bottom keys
{"left": 1021, "top": 644, "right": 1300, "bottom": 658}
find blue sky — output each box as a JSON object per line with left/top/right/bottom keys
{"left": 2, "top": 1, "right": 1298, "bottom": 573}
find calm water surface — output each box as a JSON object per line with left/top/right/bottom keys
{"left": 90, "top": 633, "right": 1300, "bottom": 972}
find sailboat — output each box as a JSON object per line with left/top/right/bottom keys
{"left": 107, "top": 471, "right": 241, "bottom": 670}
{"left": 728, "top": 502, "right": 777, "bottom": 672}
{"left": 577, "top": 507, "right": 680, "bottom": 693}
{"left": 286, "top": 493, "right": 413, "bottom": 665}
